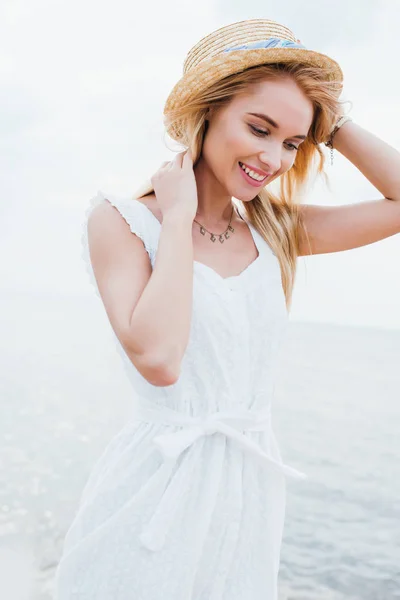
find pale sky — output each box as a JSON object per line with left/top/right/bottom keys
{"left": 1, "top": 0, "right": 399, "bottom": 329}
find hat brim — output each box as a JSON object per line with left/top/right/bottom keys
{"left": 164, "top": 47, "right": 343, "bottom": 142}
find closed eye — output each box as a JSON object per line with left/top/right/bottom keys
{"left": 248, "top": 125, "right": 299, "bottom": 151}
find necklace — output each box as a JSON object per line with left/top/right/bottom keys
{"left": 193, "top": 206, "right": 236, "bottom": 243}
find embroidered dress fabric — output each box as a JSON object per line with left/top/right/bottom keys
{"left": 54, "top": 191, "right": 307, "bottom": 600}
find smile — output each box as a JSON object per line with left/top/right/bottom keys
{"left": 238, "top": 162, "right": 268, "bottom": 186}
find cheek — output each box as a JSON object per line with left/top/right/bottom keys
{"left": 278, "top": 159, "right": 295, "bottom": 178}
{"left": 204, "top": 126, "right": 245, "bottom": 167}
{"left": 224, "top": 127, "right": 251, "bottom": 153}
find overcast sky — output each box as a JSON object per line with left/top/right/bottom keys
{"left": 1, "top": 0, "right": 399, "bottom": 329}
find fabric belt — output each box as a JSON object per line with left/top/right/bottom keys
{"left": 132, "top": 401, "right": 307, "bottom": 552}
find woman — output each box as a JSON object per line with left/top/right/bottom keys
{"left": 55, "top": 18, "right": 400, "bottom": 600}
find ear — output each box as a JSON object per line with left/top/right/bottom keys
{"left": 205, "top": 106, "right": 214, "bottom": 120}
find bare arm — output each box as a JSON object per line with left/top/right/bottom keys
{"left": 87, "top": 200, "right": 194, "bottom": 386}
{"left": 298, "top": 198, "right": 400, "bottom": 256}
{"left": 126, "top": 209, "right": 194, "bottom": 382}
{"left": 297, "top": 120, "right": 400, "bottom": 256}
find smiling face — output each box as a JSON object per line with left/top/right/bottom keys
{"left": 199, "top": 76, "right": 315, "bottom": 201}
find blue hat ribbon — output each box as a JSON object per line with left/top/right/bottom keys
{"left": 223, "top": 38, "right": 307, "bottom": 53}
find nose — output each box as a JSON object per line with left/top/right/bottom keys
{"left": 259, "top": 151, "right": 281, "bottom": 175}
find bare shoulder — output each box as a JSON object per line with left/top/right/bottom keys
{"left": 134, "top": 193, "right": 163, "bottom": 224}
{"left": 87, "top": 196, "right": 118, "bottom": 228}
{"left": 87, "top": 196, "right": 140, "bottom": 246}
{"left": 135, "top": 192, "right": 156, "bottom": 207}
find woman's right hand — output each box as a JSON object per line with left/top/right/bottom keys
{"left": 150, "top": 150, "right": 198, "bottom": 222}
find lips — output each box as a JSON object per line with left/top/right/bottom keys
{"left": 239, "top": 161, "right": 271, "bottom": 177}
{"left": 238, "top": 162, "right": 268, "bottom": 187}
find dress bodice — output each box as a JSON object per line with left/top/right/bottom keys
{"left": 81, "top": 191, "right": 290, "bottom": 416}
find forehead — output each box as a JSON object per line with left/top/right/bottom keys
{"left": 228, "top": 78, "right": 314, "bottom": 128}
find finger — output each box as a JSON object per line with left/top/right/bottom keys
{"left": 152, "top": 161, "right": 171, "bottom": 180}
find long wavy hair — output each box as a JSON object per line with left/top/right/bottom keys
{"left": 133, "top": 62, "right": 347, "bottom": 310}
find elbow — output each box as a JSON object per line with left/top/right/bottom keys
{"left": 128, "top": 351, "right": 180, "bottom": 387}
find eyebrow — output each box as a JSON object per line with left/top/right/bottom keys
{"left": 246, "top": 112, "right": 307, "bottom": 140}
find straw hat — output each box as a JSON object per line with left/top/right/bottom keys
{"left": 164, "top": 18, "right": 344, "bottom": 142}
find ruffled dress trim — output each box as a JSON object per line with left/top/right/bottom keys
{"left": 80, "top": 190, "right": 156, "bottom": 297}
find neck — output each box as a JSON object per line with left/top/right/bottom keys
{"left": 194, "top": 158, "right": 236, "bottom": 226}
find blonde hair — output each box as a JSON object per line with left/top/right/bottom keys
{"left": 134, "top": 62, "right": 346, "bottom": 310}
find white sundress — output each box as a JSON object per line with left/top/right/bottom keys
{"left": 54, "top": 191, "right": 307, "bottom": 600}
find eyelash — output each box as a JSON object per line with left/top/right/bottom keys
{"left": 249, "top": 125, "right": 299, "bottom": 151}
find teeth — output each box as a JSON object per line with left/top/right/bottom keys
{"left": 239, "top": 162, "right": 266, "bottom": 181}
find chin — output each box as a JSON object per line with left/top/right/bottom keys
{"left": 233, "top": 190, "right": 262, "bottom": 203}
